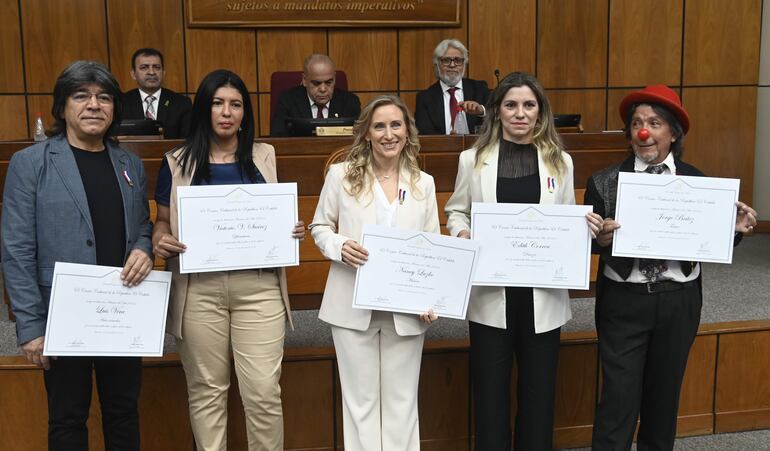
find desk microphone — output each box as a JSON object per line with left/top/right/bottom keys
{"left": 494, "top": 69, "right": 500, "bottom": 86}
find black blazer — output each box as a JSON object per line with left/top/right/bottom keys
{"left": 121, "top": 88, "right": 192, "bottom": 139}
{"left": 270, "top": 86, "right": 361, "bottom": 137}
{"left": 414, "top": 78, "right": 490, "bottom": 135}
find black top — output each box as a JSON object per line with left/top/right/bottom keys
{"left": 154, "top": 158, "right": 266, "bottom": 207}
{"left": 70, "top": 146, "right": 126, "bottom": 267}
{"left": 496, "top": 140, "right": 540, "bottom": 204}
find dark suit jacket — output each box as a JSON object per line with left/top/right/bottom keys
{"left": 121, "top": 88, "right": 192, "bottom": 139}
{"left": 270, "top": 86, "right": 361, "bottom": 137}
{"left": 414, "top": 78, "right": 490, "bottom": 135}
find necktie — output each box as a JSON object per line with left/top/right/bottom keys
{"left": 315, "top": 103, "right": 325, "bottom": 119}
{"left": 639, "top": 163, "right": 668, "bottom": 282}
{"left": 447, "top": 87, "right": 458, "bottom": 130}
{"left": 145, "top": 95, "right": 156, "bottom": 120}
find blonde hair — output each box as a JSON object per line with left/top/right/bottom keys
{"left": 474, "top": 72, "right": 566, "bottom": 180}
{"left": 344, "top": 95, "right": 423, "bottom": 201}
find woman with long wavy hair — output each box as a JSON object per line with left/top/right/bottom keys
{"left": 445, "top": 72, "right": 603, "bottom": 450}
{"left": 151, "top": 69, "right": 304, "bottom": 450}
{"left": 309, "top": 94, "right": 439, "bottom": 451}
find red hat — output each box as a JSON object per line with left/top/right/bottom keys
{"left": 619, "top": 85, "right": 689, "bottom": 134}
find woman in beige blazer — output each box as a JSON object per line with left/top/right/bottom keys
{"left": 310, "top": 95, "right": 439, "bottom": 451}
{"left": 151, "top": 70, "right": 304, "bottom": 451}
{"left": 445, "top": 72, "right": 603, "bottom": 451}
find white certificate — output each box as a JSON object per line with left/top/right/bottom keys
{"left": 44, "top": 262, "right": 171, "bottom": 357}
{"left": 471, "top": 203, "right": 593, "bottom": 289}
{"left": 352, "top": 225, "right": 479, "bottom": 320}
{"left": 613, "top": 172, "right": 739, "bottom": 263}
{"left": 177, "top": 183, "right": 299, "bottom": 273}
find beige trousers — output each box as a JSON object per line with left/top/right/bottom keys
{"left": 177, "top": 269, "right": 286, "bottom": 451}
{"left": 331, "top": 311, "right": 425, "bottom": 451}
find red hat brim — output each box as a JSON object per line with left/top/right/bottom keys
{"left": 619, "top": 89, "right": 690, "bottom": 134}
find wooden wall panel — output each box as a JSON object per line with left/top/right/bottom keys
{"left": 185, "top": 28, "right": 257, "bottom": 92}
{"left": 418, "top": 352, "right": 470, "bottom": 443}
{"left": 401, "top": 92, "right": 417, "bottom": 117}
{"left": 21, "top": 0, "right": 109, "bottom": 93}
{"left": 683, "top": 0, "right": 761, "bottom": 86}
{"left": 256, "top": 30, "right": 327, "bottom": 92}
{"left": 553, "top": 343, "right": 598, "bottom": 448}
{"left": 0, "top": 369, "right": 48, "bottom": 450}
{"left": 468, "top": 0, "right": 535, "bottom": 85}
{"left": 546, "top": 89, "right": 606, "bottom": 132}
{"left": 139, "top": 365, "right": 194, "bottom": 449}
{"left": 606, "top": 88, "right": 635, "bottom": 131}
{"left": 106, "top": 0, "right": 186, "bottom": 93}
{"left": 537, "top": 0, "right": 608, "bottom": 89}
{"left": 0, "top": 96, "right": 28, "bottom": 141}
{"left": 608, "top": 0, "right": 683, "bottom": 87}
{"left": 676, "top": 335, "right": 716, "bottom": 435}
{"left": 282, "top": 360, "right": 335, "bottom": 449}
{"left": 399, "top": 0, "right": 468, "bottom": 91}
{"left": 258, "top": 94, "right": 271, "bottom": 137}
{"left": 683, "top": 87, "right": 757, "bottom": 203}
{"left": 329, "top": 30, "right": 398, "bottom": 92}
{"left": 0, "top": 0, "right": 24, "bottom": 93}
{"left": 715, "top": 330, "right": 770, "bottom": 432}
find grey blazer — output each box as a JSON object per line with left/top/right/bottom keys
{"left": 2, "top": 134, "right": 153, "bottom": 344}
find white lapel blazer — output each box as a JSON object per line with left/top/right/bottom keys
{"left": 444, "top": 142, "right": 575, "bottom": 333}
{"left": 310, "top": 163, "right": 441, "bottom": 336}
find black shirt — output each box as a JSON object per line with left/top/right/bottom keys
{"left": 71, "top": 146, "right": 126, "bottom": 267}
{"left": 496, "top": 139, "right": 540, "bottom": 204}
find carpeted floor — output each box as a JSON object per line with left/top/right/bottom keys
{"left": 562, "top": 428, "right": 770, "bottom": 450}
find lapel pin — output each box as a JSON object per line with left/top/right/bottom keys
{"left": 122, "top": 170, "right": 134, "bottom": 187}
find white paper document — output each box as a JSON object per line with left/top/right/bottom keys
{"left": 44, "top": 262, "right": 171, "bottom": 357}
{"left": 177, "top": 183, "right": 299, "bottom": 273}
{"left": 352, "top": 225, "right": 480, "bottom": 320}
{"left": 612, "top": 172, "right": 739, "bottom": 263}
{"left": 471, "top": 203, "right": 593, "bottom": 289}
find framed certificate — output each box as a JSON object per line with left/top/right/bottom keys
{"left": 471, "top": 202, "right": 593, "bottom": 289}
{"left": 352, "top": 225, "right": 480, "bottom": 320}
{"left": 44, "top": 262, "right": 171, "bottom": 357}
{"left": 177, "top": 183, "right": 299, "bottom": 273}
{"left": 612, "top": 172, "right": 739, "bottom": 263}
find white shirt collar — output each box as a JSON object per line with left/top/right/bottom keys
{"left": 139, "top": 88, "right": 161, "bottom": 101}
{"left": 439, "top": 79, "right": 464, "bottom": 93}
{"left": 634, "top": 151, "right": 677, "bottom": 174}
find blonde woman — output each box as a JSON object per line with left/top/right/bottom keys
{"left": 309, "top": 95, "right": 439, "bottom": 451}
{"left": 445, "top": 72, "right": 603, "bottom": 450}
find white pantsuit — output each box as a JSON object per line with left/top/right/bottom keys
{"left": 444, "top": 143, "right": 575, "bottom": 333}
{"left": 310, "top": 163, "right": 440, "bottom": 451}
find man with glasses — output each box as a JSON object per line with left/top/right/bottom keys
{"left": 122, "top": 47, "right": 192, "bottom": 139}
{"left": 415, "top": 39, "right": 490, "bottom": 135}
{"left": 2, "top": 60, "right": 153, "bottom": 450}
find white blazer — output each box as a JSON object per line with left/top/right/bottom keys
{"left": 310, "top": 163, "right": 441, "bottom": 336}
{"left": 444, "top": 143, "right": 575, "bottom": 333}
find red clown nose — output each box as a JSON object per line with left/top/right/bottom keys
{"left": 637, "top": 128, "right": 650, "bottom": 141}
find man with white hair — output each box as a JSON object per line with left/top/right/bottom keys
{"left": 414, "top": 39, "right": 490, "bottom": 135}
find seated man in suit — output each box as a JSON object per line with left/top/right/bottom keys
{"left": 415, "top": 39, "right": 490, "bottom": 135}
{"left": 270, "top": 54, "right": 361, "bottom": 137}
{"left": 121, "top": 47, "right": 192, "bottom": 139}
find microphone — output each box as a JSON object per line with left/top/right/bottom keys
{"left": 494, "top": 69, "right": 500, "bottom": 86}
